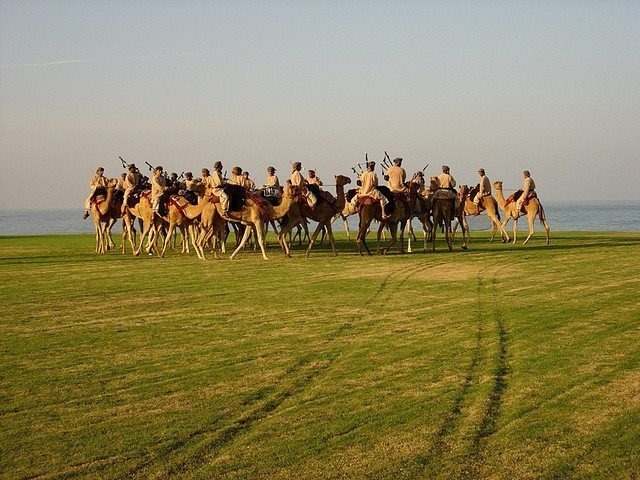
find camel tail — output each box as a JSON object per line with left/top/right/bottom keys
{"left": 538, "top": 203, "right": 546, "bottom": 223}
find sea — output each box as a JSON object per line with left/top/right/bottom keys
{"left": 0, "top": 201, "right": 639, "bottom": 236}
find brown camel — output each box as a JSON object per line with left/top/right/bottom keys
{"left": 128, "top": 192, "right": 163, "bottom": 256}
{"left": 278, "top": 175, "right": 352, "bottom": 257}
{"left": 493, "top": 180, "right": 550, "bottom": 245}
{"left": 355, "top": 186, "right": 412, "bottom": 256}
{"left": 454, "top": 185, "right": 509, "bottom": 243}
{"left": 331, "top": 196, "right": 358, "bottom": 241}
{"left": 159, "top": 195, "right": 213, "bottom": 258}
{"left": 90, "top": 178, "right": 118, "bottom": 254}
{"left": 200, "top": 184, "right": 300, "bottom": 260}
{"left": 428, "top": 176, "right": 457, "bottom": 252}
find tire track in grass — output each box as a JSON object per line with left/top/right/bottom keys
{"left": 462, "top": 277, "right": 509, "bottom": 479}
{"left": 401, "top": 274, "right": 487, "bottom": 477}
{"left": 122, "top": 262, "right": 431, "bottom": 478}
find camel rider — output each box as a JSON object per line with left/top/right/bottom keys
{"left": 410, "top": 171, "right": 428, "bottom": 197}
{"left": 437, "top": 165, "right": 456, "bottom": 191}
{"left": 121, "top": 164, "right": 141, "bottom": 213}
{"left": 291, "top": 161, "right": 317, "bottom": 206}
{"left": 307, "top": 169, "right": 323, "bottom": 186}
{"left": 384, "top": 157, "right": 408, "bottom": 193}
{"left": 264, "top": 165, "right": 280, "bottom": 188}
{"left": 210, "top": 161, "right": 229, "bottom": 216}
{"left": 436, "top": 164, "right": 459, "bottom": 211}
{"left": 182, "top": 172, "right": 198, "bottom": 191}
{"left": 473, "top": 168, "right": 492, "bottom": 205}
{"left": 180, "top": 172, "right": 199, "bottom": 204}
{"left": 516, "top": 170, "right": 536, "bottom": 211}
{"left": 83, "top": 167, "right": 108, "bottom": 219}
{"left": 229, "top": 166, "right": 244, "bottom": 186}
{"left": 151, "top": 166, "right": 168, "bottom": 214}
{"left": 350, "top": 161, "right": 389, "bottom": 220}
{"left": 242, "top": 171, "right": 256, "bottom": 190}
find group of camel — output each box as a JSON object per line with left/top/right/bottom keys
{"left": 88, "top": 173, "right": 549, "bottom": 259}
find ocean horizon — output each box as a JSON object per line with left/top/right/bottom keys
{"left": 0, "top": 201, "right": 639, "bottom": 237}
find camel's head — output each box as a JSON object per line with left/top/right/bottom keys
{"left": 459, "top": 184, "right": 469, "bottom": 195}
{"left": 492, "top": 180, "right": 503, "bottom": 189}
{"left": 429, "top": 176, "right": 439, "bottom": 190}
{"left": 106, "top": 178, "right": 119, "bottom": 189}
{"left": 335, "top": 175, "right": 352, "bottom": 186}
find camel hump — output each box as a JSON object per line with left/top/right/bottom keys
{"left": 345, "top": 188, "right": 358, "bottom": 203}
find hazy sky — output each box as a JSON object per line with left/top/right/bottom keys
{"left": 1, "top": 0, "right": 639, "bottom": 209}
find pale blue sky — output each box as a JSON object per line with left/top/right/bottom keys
{"left": 1, "top": 0, "right": 639, "bottom": 209}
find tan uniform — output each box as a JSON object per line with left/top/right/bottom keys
{"left": 474, "top": 175, "right": 492, "bottom": 204}
{"left": 184, "top": 178, "right": 199, "bottom": 190}
{"left": 209, "top": 170, "right": 229, "bottom": 212}
{"left": 290, "top": 170, "right": 304, "bottom": 186}
{"left": 84, "top": 174, "right": 109, "bottom": 210}
{"left": 151, "top": 174, "right": 167, "bottom": 212}
{"left": 123, "top": 171, "right": 141, "bottom": 207}
{"left": 265, "top": 174, "right": 280, "bottom": 189}
{"left": 350, "top": 171, "right": 388, "bottom": 208}
{"left": 437, "top": 173, "right": 456, "bottom": 189}
{"left": 386, "top": 165, "right": 407, "bottom": 193}
{"left": 307, "top": 175, "right": 322, "bottom": 186}
{"left": 229, "top": 173, "right": 243, "bottom": 186}
{"left": 516, "top": 177, "right": 536, "bottom": 210}
{"left": 291, "top": 169, "right": 316, "bottom": 206}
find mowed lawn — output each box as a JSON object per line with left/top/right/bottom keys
{"left": 1, "top": 231, "right": 639, "bottom": 479}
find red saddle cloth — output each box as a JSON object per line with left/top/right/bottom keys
{"left": 247, "top": 192, "right": 271, "bottom": 221}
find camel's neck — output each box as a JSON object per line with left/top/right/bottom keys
{"left": 183, "top": 201, "right": 207, "bottom": 220}
{"left": 99, "top": 188, "right": 114, "bottom": 215}
{"left": 335, "top": 184, "right": 346, "bottom": 212}
{"left": 494, "top": 187, "right": 506, "bottom": 208}
{"left": 270, "top": 195, "right": 293, "bottom": 220}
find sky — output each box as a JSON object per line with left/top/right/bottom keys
{"left": 1, "top": 0, "right": 639, "bottom": 209}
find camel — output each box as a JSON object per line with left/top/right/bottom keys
{"left": 128, "top": 192, "right": 163, "bottom": 256}
{"left": 200, "top": 184, "right": 300, "bottom": 260}
{"left": 89, "top": 178, "right": 119, "bottom": 254}
{"left": 493, "top": 180, "right": 550, "bottom": 245}
{"left": 159, "top": 195, "right": 213, "bottom": 258}
{"left": 331, "top": 197, "right": 358, "bottom": 240}
{"left": 405, "top": 189, "right": 434, "bottom": 253}
{"left": 453, "top": 185, "right": 509, "bottom": 243}
{"left": 278, "top": 175, "right": 352, "bottom": 257}
{"left": 354, "top": 185, "right": 412, "bottom": 256}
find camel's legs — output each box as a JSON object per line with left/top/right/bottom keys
{"left": 229, "top": 224, "right": 253, "bottom": 260}
{"left": 93, "top": 216, "right": 102, "bottom": 253}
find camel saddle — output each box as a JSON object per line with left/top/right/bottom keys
{"left": 505, "top": 190, "right": 536, "bottom": 211}
{"left": 307, "top": 184, "right": 336, "bottom": 207}
{"left": 223, "top": 184, "right": 247, "bottom": 212}
{"left": 433, "top": 188, "right": 456, "bottom": 200}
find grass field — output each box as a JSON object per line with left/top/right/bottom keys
{"left": 1, "top": 231, "right": 639, "bottom": 479}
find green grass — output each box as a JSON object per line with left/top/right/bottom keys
{"left": 1, "top": 231, "right": 639, "bottom": 479}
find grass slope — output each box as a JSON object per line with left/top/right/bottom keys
{"left": 1, "top": 231, "right": 639, "bottom": 479}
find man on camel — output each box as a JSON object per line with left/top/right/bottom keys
{"left": 264, "top": 166, "right": 280, "bottom": 190}
{"left": 384, "top": 157, "right": 408, "bottom": 194}
{"left": 208, "top": 161, "right": 229, "bottom": 216}
{"left": 515, "top": 170, "right": 536, "bottom": 212}
{"left": 290, "top": 161, "right": 316, "bottom": 206}
{"left": 83, "top": 167, "right": 108, "bottom": 219}
{"left": 151, "top": 166, "right": 168, "bottom": 215}
{"left": 350, "top": 161, "right": 389, "bottom": 219}
{"left": 242, "top": 171, "right": 256, "bottom": 190}
{"left": 307, "top": 169, "right": 323, "bottom": 186}
{"left": 473, "top": 168, "right": 492, "bottom": 206}
{"left": 121, "top": 164, "right": 141, "bottom": 214}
